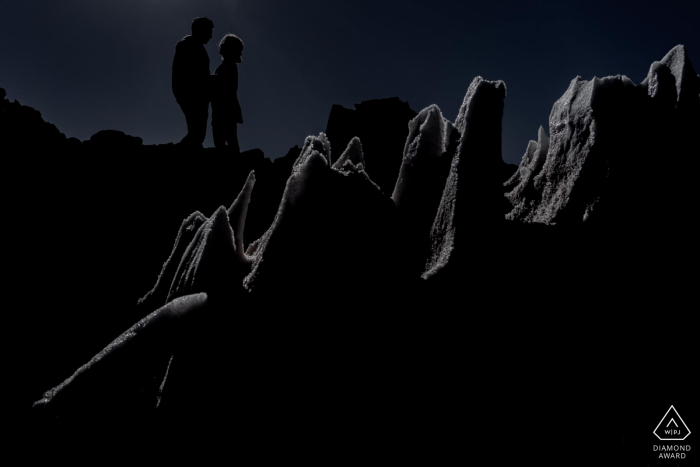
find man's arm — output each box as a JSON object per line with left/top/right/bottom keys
{"left": 172, "top": 41, "right": 186, "bottom": 100}
{"left": 172, "top": 39, "right": 199, "bottom": 101}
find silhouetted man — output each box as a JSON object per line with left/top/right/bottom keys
{"left": 172, "top": 17, "right": 214, "bottom": 148}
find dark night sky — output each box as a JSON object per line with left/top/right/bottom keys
{"left": 1, "top": 0, "right": 698, "bottom": 164}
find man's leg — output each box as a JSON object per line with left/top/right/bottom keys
{"left": 178, "top": 100, "right": 193, "bottom": 145}
{"left": 191, "top": 102, "right": 209, "bottom": 147}
{"left": 178, "top": 100, "right": 208, "bottom": 148}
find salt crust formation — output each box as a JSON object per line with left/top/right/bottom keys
{"left": 504, "top": 45, "right": 699, "bottom": 225}
{"left": 26, "top": 48, "right": 699, "bottom": 452}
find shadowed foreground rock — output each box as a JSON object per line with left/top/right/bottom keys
{"left": 243, "top": 132, "right": 401, "bottom": 297}
{"left": 19, "top": 45, "right": 700, "bottom": 462}
{"left": 33, "top": 293, "right": 209, "bottom": 421}
{"left": 325, "top": 96, "right": 418, "bottom": 195}
{"left": 423, "top": 77, "right": 507, "bottom": 280}
{"left": 392, "top": 105, "right": 452, "bottom": 277}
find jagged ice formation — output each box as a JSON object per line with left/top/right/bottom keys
{"left": 26, "top": 47, "right": 700, "bottom": 452}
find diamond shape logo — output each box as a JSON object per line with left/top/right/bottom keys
{"left": 654, "top": 405, "right": 691, "bottom": 441}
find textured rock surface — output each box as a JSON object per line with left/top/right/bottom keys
{"left": 294, "top": 132, "right": 332, "bottom": 168}
{"left": 641, "top": 44, "right": 700, "bottom": 109}
{"left": 137, "top": 211, "right": 207, "bottom": 313}
{"left": 167, "top": 206, "right": 246, "bottom": 302}
{"left": 332, "top": 136, "right": 365, "bottom": 172}
{"left": 20, "top": 46, "right": 700, "bottom": 458}
{"left": 32, "top": 294, "right": 208, "bottom": 419}
{"left": 243, "top": 132, "right": 397, "bottom": 296}
{"left": 392, "top": 105, "right": 447, "bottom": 207}
{"left": 505, "top": 127, "right": 549, "bottom": 192}
{"left": 424, "top": 77, "right": 507, "bottom": 279}
{"left": 227, "top": 170, "right": 256, "bottom": 262}
{"left": 392, "top": 105, "right": 452, "bottom": 276}
{"left": 505, "top": 45, "right": 700, "bottom": 226}
{"left": 509, "top": 76, "right": 637, "bottom": 224}
{"left": 243, "top": 139, "right": 332, "bottom": 293}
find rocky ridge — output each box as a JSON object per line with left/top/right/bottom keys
{"left": 13, "top": 46, "right": 700, "bottom": 461}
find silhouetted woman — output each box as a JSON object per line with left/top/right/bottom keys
{"left": 211, "top": 34, "right": 244, "bottom": 153}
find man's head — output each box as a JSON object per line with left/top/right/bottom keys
{"left": 219, "top": 34, "right": 244, "bottom": 63}
{"left": 191, "top": 17, "right": 214, "bottom": 44}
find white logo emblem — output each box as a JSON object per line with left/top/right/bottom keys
{"left": 654, "top": 405, "right": 691, "bottom": 441}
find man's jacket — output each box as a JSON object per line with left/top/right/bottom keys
{"left": 172, "top": 35, "right": 210, "bottom": 103}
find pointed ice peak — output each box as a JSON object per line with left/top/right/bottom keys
{"left": 303, "top": 150, "right": 330, "bottom": 172}
{"left": 451, "top": 76, "right": 507, "bottom": 171}
{"left": 340, "top": 159, "right": 365, "bottom": 173}
{"left": 332, "top": 137, "right": 364, "bottom": 171}
{"left": 505, "top": 124, "right": 550, "bottom": 194}
{"left": 228, "top": 171, "right": 256, "bottom": 262}
{"left": 423, "top": 77, "right": 506, "bottom": 279}
{"left": 423, "top": 106, "right": 444, "bottom": 136}
{"left": 643, "top": 45, "right": 699, "bottom": 106}
{"left": 294, "top": 133, "right": 332, "bottom": 170}
{"left": 454, "top": 77, "right": 507, "bottom": 134}
{"left": 264, "top": 148, "right": 329, "bottom": 244}
{"left": 209, "top": 205, "right": 230, "bottom": 227}
{"left": 551, "top": 75, "right": 633, "bottom": 126}
{"left": 184, "top": 211, "right": 207, "bottom": 231}
{"left": 288, "top": 151, "right": 330, "bottom": 196}
{"left": 658, "top": 45, "right": 696, "bottom": 99}
{"left": 198, "top": 206, "right": 236, "bottom": 267}
{"left": 392, "top": 104, "right": 448, "bottom": 206}
{"left": 167, "top": 206, "right": 237, "bottom": 302}
{"left": 137, "top": 210, "right": 207, "bottom": 311}
{"left": 504, "top": 139, "right": 536, "bottom": 193}
{"left": 402, "top": 104, "right": 445, "bottom": 163}
{"left": 537, "top": 126, "right": 550, "bottom": 153}
{"left": 644, "top": 62, "right": 678, "bottom": 102}
{"left": 187, "top": 210, "right": 207, "bottom": 223}
{"left": 243, "top": 146, "right": 334, "bottom": 292}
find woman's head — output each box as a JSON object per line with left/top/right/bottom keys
{"left": 219, "top": 34, "right": 244, "bottom": 62}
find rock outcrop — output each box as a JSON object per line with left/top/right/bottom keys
{"left": 0, "top": 87, "right": 81, "bottom": 152}
{"left": 84, "top": 129, "right": 143, "bottom": 149}
{"left": 32, "top": 293, "right": 209, "bottom": 420}
{"left": 243, "top": 132, "right": 399, "bottom": 297}
{"left": 332, "top": 136, "right": 365, "bottom": 172}
{"left": 642, "top": 44, "right": 700, "bottom": 110}
{"left": 505, "top": 45, "right": 700, "bottom": 227}
{"left": 423, "top": 77, "right": 507, "bottom": 279}
{"left": 325, "top": 97, "right": 417, "bottom": 195}
{"left": 18, "top": 46, "right": 700, "bottom": 459}
{"left": 391, "top": 105, "right": 452, "bottom": 277}
{"left": 137, "top": 211, "right": 207, "bottom": 313}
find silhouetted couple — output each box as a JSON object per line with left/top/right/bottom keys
{"left": 172, "top": 17, "right": 243, "bottom": 152}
